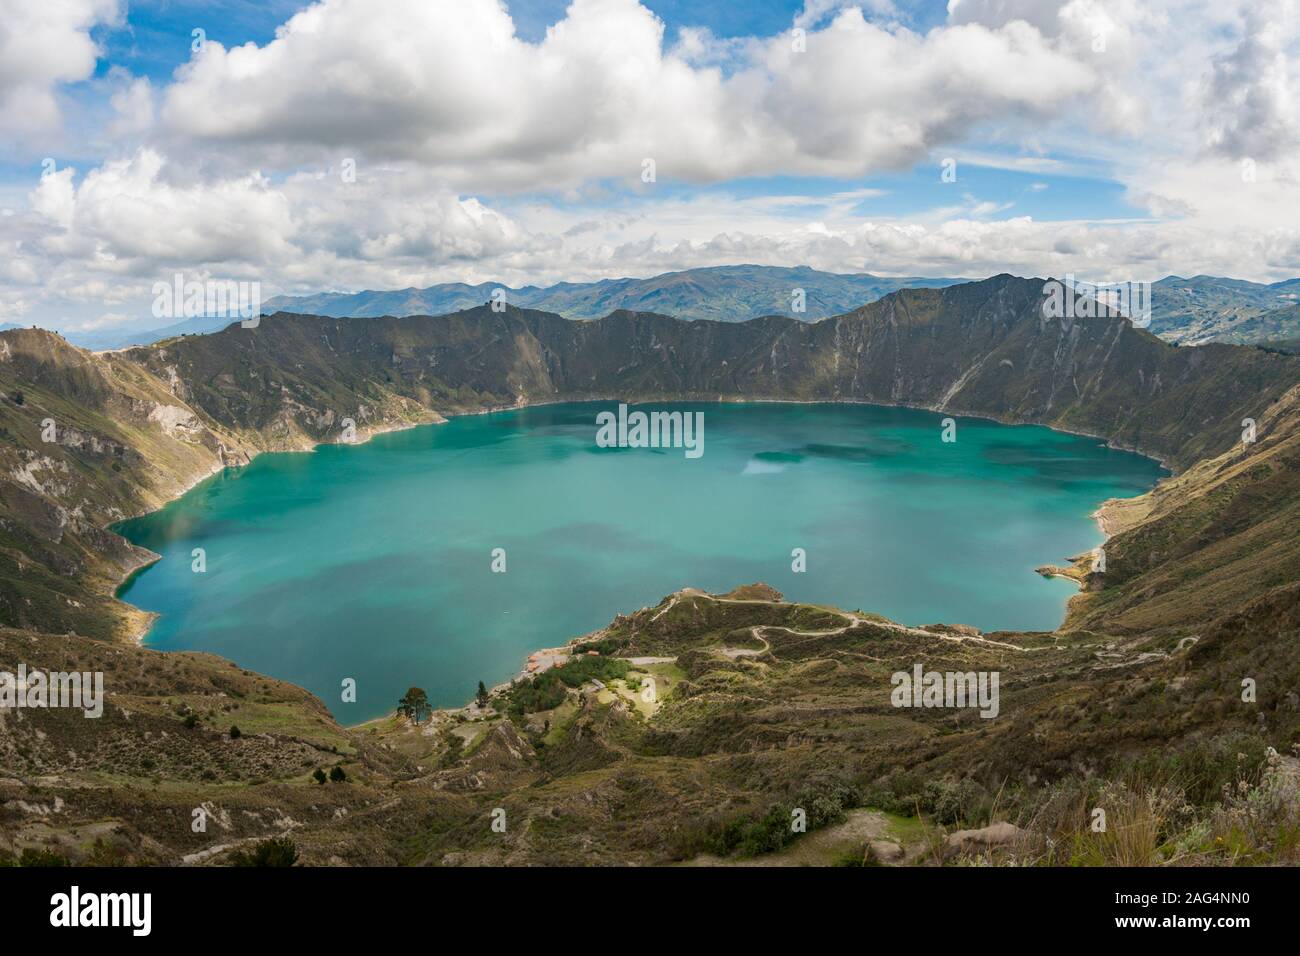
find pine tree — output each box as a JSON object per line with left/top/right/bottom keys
{"left": 397, "top": 687, "right": 432, "bottom": 724}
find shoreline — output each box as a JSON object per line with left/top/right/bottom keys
{"left": 102, "top": 393, "right": 1169, "bottom": 717}
{"left": 106, "top": 413, "right": 445, "bottom": 644}
{"left": 345, "top": 634, "right": 601, "bottom": 731}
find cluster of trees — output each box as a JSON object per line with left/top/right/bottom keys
{"left": 506, "top": 655, "right": 631, "bottom": 716}
{"left": 312, "top": 766, "right": 347, "bottom": 784}
{"left": 398, "top": 680, "right": 491, "bottom": 723}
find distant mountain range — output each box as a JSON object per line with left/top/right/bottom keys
{"left": 42, "top": 266, "right": 964, "bottom": 350}
{"left": 1149, "top": 275, "right": 1300, "bottom": 344}
{"left": 42, "top": 266, "right": 1300, "bottom": 351}
{"left": 59, "top": 314, "right": 237, "bottom": 351}
{"left": 262, "top": 264, "right": 967, "bottom": 324}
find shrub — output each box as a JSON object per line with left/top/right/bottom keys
{"left": 506, "top": 656, "right": 633, "bottom": 716}
{"left": 228, "top": 837, "right": 298, "bottom": 867}
{"left": 920, "top": 777, "right": 987, "bottom": 826}
{"left": 1127, "top": 733, "right": 1268, "bottom": 807}
{"left": 16, "top": 847, "right": 68, "bottom": 867}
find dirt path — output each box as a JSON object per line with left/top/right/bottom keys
{"left": 662, "top": 588, "right": 1030, "bottom": 658}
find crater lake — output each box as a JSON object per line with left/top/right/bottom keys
{"left": 115, "top": 401, "right": 1165, "bottom": 721}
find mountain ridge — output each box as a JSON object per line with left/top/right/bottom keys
{"left": 38, "top": 267, "right": 1300, "bottom": 352}
{"left": 261, "top": 264, "right": 968, "bottom": 326}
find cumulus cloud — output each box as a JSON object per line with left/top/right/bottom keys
{"left": 0, "top": 0, "right": 120, "bottom": 142}
{"left": 540, "top": 198, "right": 1300, "bottom": 286}
{"left": 14, "top": 151, "right": 558, "bottom": 322}
{"left": 159, "top": 0, "right": 1097, "bottom": 189}
{"left": 31, "top": 149, "right": 296, "bottom": 269}
{"left": 1201, "top": 0, "right": 1300, "bottom": 161}
{"left": 108, "top": 72, "right": 155, "bottom": 139}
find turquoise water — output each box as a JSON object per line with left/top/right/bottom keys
{"left": 115, "top": 402, "right": 1164, "bottom": 722}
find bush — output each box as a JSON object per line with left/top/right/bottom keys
{"left": 312, "top": 768, "right": 327, "bottom": 784}
{"left": 506, "top": 672, "right": 568, "bottom": 715}
{"left": 1127, "top": 733, "right": 1268, "bottom": 807}
{"left": 229, "top": 725, "right": 241, "bottom": 739}
{"left": 329, "top": 765, "right": 347, "bottom": 783}
{"left": 439, "top": 733, "right": 465, "bottom": 769}
{"left": 16, "top": 847, "right": 68, "bottom": 867}
{"left": 553, "top": 655, "right": 631, "bottom": 688}
{"left": 738, "top": 805, "right": 794, "bottom": 856}
{"left": 228, "top": 837, "right": 299, "bottom": 867}
{"left": 579, "top": 637, "right": 624, "bottom": 656}
{"left": 668, "top": 803, "right": 805, "bottom": 860}
{"left": 919, "top": 777, "right": 988, "bottom": 826}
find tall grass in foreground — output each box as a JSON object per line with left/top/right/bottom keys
{"left": 988, "top": 743, "right": 1300, "bottom": 866}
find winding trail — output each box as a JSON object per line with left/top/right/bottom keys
{"left": 658, "top": 588, "right": 1029, "bottom": 657}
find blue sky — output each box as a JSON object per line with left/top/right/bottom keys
{"left": 86, "top": 0, "right": 951, "bottom": 63}
{"left": 2, "top": 1, "right": 1297, "bottom": 331}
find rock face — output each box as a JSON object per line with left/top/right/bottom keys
{"left": 944, "top": 822, "right": 1024, "bottom": 857}
{"left": 867, "top": 839, "right": 905, "bottom": 864}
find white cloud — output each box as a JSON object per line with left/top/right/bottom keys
{"left": 158, "top": 0, "right": 1097, "bottom": 189}
{"left": 108, "top": 72, "right": 154, "bottom": 139}
{"left": 1201, "top": 0, "right": 1299, "bottom": 161}
{"left": 31, "top": 149, "right": 295, "bottom": 268}
{"left": 14, "top": 151, "right": 559, "bottom": 323}
{"left": 0, "top": 0, "right": 120, "bottom": 143}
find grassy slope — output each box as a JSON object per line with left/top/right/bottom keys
{"left": 5, "top": 573, "right": 1297, "bottom": 865}
{"left": 1072, "top": 384, "right": 1300, "bottom": 633}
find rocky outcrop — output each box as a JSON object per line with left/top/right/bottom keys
{"left": 944, "top": 822, "right": 1025, "bottom": 857}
